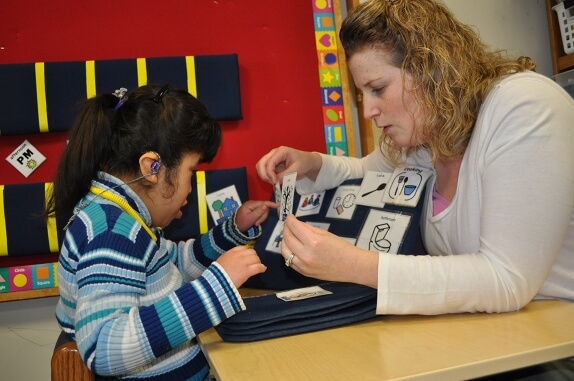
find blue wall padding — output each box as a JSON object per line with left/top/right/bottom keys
{"left": 0, "top": 54, "right": 242, "bottom": 135}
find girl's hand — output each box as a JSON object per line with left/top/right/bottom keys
{"left": 235, "top": 200, "right": 278, "bottom": 232}
{"left": 216, "top": 246, "right": 267, "bottom": 288}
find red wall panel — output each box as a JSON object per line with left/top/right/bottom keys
{"left": 0, "top": 1, "right": 326, "bottom": 201}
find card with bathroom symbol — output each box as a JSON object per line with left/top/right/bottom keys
{"left": 355, "top": 210, "right": 411, "bottom": 254}
{"left": 383, "top": 166, "right": 433, "bottom": 207}
{"left": 325, "top": 184, "right": 360, "bottom": 220}
{"left": 295, "top": 191, "right": 326, "bottom": 217}
{"left": 279, "top": 172, "right": 297, "bottom": 221}
{"left": 356, "top": 171, "right": 392, "bottom": 208}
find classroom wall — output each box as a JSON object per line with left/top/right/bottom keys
{"left": 0, "top": 1, "right": 327, "bottom": 202}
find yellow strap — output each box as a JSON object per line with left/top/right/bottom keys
{"left": 86, "top": 61, "right": 96, "bottom": 98}
{"left": 90, "top": 186, "right": 157, "bottom": 241}
{"left": 0, "top": 185, "right": 7, "bottom": 256}
{"left": 53, "top": 262, "right": 59, "bottom": 287}
{"left": 44, "top": 183, "right": 59, "bottom": 253}
{"left": 35, "top": 62, "right": 49, "bottom": 132}
{"left": 196, "top": 171, "right": 208, "bottom": 234}
{"left": 185, "top": 56, "right": 197, "bottom": 97}
{"left": 137, "top": 58, "right": 147, "bottom": 86}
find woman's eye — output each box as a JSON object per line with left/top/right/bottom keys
{"left": 371, "top": 87, "right": 384, "bottom": 96}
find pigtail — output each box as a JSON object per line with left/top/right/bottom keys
{"left": 46, "top": 93, "right": 116, "bottom": 219}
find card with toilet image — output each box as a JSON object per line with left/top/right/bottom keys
{"left": 355, "top": 209, "right": 412, "bottom": 254}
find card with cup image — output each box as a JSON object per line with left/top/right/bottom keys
{"left": 382, "top": 166, "right": 433, "bottom": 207}
{"left": 279, "top": 172, "right": 297, "bottom": 221}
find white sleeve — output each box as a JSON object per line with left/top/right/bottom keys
{"left": 296, "top": 148, "right": 401, "bottom": 194}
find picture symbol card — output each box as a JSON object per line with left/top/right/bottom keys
{"left": 356, "top": 171, "right": 392, "bottom": 208}
{"left": 280, "top": 172, "right": 297, "bottom": 221}
{"left": 383, "top": 166, "right": 433, "bottom": 207}
{"left": 205, "top": 185, "right": 242, "bottom": 225}
{"left": 356, "top": 210, "right": 411, "bottom": 254}
{"left": 295, "top": 191, "right": 325, "bottom": 217}
{"left": 325, "top": 185, "right": 360, "bottom": 220}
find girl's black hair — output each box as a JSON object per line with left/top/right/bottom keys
{"left": 46, "top": 84, "right": 222, "bottom": 219}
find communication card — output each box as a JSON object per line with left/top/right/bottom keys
{"left": 325, "top": 184, "right": 360, "bottom": 220}
{"left": 356, "top": 171, "right": 392, "bottom": 208}
{"left": 276, "top": 286, "right": 332, "bottom": 302}
{"left": 356, "top": 210, "right": 411, "bottom": 254}
{"left": 280, "top": 172, "right": 297, "bottom": 221}
{"left": 295, "top": 191, "right": 325, "bottom": 217}
{"left": 383, "top": 167, "right": 433, "bottom": 207}
{"left": 205, "top": 185, "right": 242, "bottom": 225}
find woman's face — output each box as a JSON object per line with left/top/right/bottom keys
{"left": 148, "top": 152, "right": 201, "bottom": 228}
{"left": 348, "top": 48, "right": 422, "bottom": 148}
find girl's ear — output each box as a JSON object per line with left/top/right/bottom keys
{"left": 138, "top": 152, "right": 161, "bottom": 183}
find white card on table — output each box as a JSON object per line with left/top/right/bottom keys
{"left": 276, "top": 286, "right": 332, "bottom": 302}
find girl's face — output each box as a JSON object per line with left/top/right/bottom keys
{"left": 148, "top": 152, "right": 201, "bottom": 228}
{"left": 348, "top": 48, "right": 422, "bottom": 148}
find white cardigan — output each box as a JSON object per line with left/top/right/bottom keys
{"left": 297, "top": 72, "right": 574, "bottom": 315}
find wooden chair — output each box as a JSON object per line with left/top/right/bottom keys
{"left": 51, "top": 331, "right": 95, "bottom": 381}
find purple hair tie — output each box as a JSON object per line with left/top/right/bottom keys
{"left": 113, "top": 87, "right": 128, "bottom": 110}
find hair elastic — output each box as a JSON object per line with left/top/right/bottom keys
{"left": 113, "top": 87, "right": 128, "bottom": 110}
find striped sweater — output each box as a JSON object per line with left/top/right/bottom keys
{"left": 55, "top": 172, "right": 261, "bottom": 380}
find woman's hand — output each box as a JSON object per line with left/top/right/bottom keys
{"left": 216, "top": 246, "right": 267, "bottom": 288}
{"left": 280, "top": 214, "right": 379, "bottom": 288}
{"left": 256, "top": 146, "right": 323, "bottom": 185}
{"left": 235, "top": 200, "right": 278, "bottom": 232}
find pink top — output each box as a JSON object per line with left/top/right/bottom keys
{"left": 432, "top": 187, "right": 451, "bottom": 216}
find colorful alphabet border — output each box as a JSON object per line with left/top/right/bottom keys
{"left": 312, "top": 0, "right": 349, "bottom": 157}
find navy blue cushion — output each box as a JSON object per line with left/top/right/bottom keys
{"left": 1, "top": 183, "right": 68, "bottom": 257}
{"left": 216, "top": 282, "right": 377, "bottom": 342}
{"left": 0, "top": 54, "right": 242, "bottom": 135}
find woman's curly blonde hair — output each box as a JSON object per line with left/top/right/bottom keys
{"left": 340, "top": 0, "right": 536, "bottom": 164}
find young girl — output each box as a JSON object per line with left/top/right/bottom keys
{"left": 47, "top": 84, "right": 276, "bottom": 380}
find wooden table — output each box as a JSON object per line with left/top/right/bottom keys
{"left": 198, "top": 299, "right": 574, "bottom": 380}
